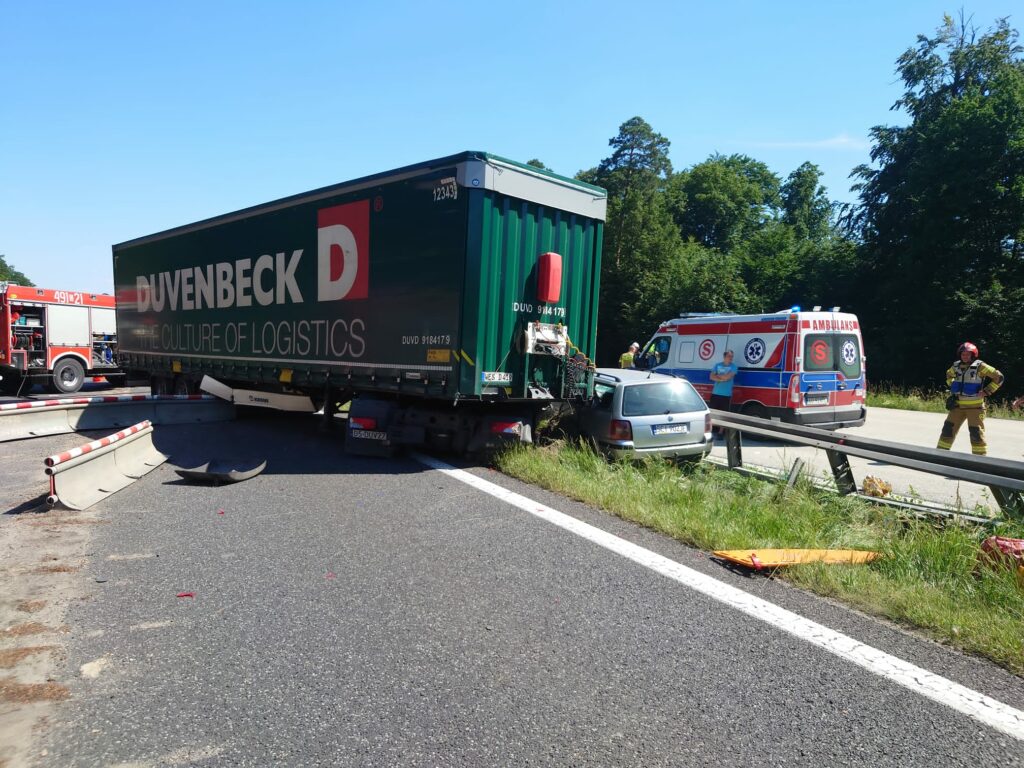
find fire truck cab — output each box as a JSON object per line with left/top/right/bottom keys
{"left": 638, "top": 307, "right": 867, "bottom": 428}
{"left": 0, "top": 283, "right": 122, "bottom": 395}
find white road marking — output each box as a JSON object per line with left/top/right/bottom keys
{"left": 414, "top": 453, "right": 1024, "bottom": 741}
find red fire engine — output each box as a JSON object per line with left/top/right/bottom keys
{"left": 0, "top": 283, "right": 123, "bottom": 395}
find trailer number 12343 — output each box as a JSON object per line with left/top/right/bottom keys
{"left": 433, "top": 178, "right": 458, "bottom": 203}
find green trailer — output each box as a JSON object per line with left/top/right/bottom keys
{"left": 113, "top": 152, "right": 606, "bottom": 454}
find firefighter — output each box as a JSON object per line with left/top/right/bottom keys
{"left": 619, "top": 342, "right": 639, "bottom": 369}
{"left": 936, "top": 342, "right": 1003, "bottom": 455}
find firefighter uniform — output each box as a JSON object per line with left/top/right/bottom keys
{"left": 937, "top": 359, "right": 1004, "bottom": 455}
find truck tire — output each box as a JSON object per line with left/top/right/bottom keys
{"left": 51, "top": 358, "right": 85, "bottom": 394}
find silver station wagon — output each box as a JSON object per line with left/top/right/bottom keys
{"left": 579, "top": 368, "right": 712, "bottom": 461}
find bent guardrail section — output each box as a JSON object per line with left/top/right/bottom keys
{"left": 44, "top": 420, "right": 167, "bottom": 510}
{"left": 710, "top": 410, "right": 1024, "bottom": 519}
{"left": 0, "top": 394, "right": 234, "bottom": 442}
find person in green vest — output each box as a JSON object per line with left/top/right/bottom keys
{"left": 619, "top": 342, "right": 639, "bottom": 369}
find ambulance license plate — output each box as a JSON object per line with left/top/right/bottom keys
{"left": 804, "top": 393, "right": 829, "bottom": 405}
{"left": 653, "top": 424, "right": 689, "bottom": 435}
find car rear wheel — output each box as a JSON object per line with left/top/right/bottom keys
{"left": 51, "top": 358, "right": 85, "bottom": 394}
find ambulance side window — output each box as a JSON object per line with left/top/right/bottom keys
{"left": 677, "top": 341, "right": 695, "bottom": 364}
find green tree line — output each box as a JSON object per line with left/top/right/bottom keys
{"left": 576, "top": 14, "right": 1024, "bottom": 398}
{"left": 0, "top": 255, "right": 33, "bottom": 286}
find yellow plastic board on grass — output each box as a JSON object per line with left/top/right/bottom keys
{"left": 714, "top": 549, "right": 880, "bottom": 570}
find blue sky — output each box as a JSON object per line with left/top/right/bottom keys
{"left": 1, "top": 1, "right": 1017, "bottom": 293}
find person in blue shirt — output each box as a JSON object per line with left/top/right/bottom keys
{"left": 709, "top": 351, "right": 737, "bottom": 434}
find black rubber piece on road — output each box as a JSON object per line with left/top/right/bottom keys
{"left": 174, "top": 459, "right": 267, "bottom": 485}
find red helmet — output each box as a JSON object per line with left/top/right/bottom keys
{"left": 958, "top": 342, "right": 979, "bottom": 360}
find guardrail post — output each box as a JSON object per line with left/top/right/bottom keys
{"left": 825, "top": 449, "right": 858, "bottom": 495}
{"left": 725, "top": 428, "right": 743, "bottom": 469}
{"left": 989, "top": 486, "right": 1024, "bottom": 520}
{"left": 786, "top": 458, "right": 806, "bottom": 488}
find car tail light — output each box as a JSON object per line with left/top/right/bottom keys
{"left": 490, "top": 420, "right": 522, "bottom": 435}
{"left": 350, "top": 417, "right": 377, "bottom": 430}
{"left": 609, "top": 419, "right": 632, "bottom": 441}
{"left": 704, "top": 412, "right": 712, "bottom": 434}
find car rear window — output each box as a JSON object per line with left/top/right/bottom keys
{"left": 622, "top": 381, "right": 706, "bottom": 416}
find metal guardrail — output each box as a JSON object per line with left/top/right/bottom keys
{"left": 710, "top": 410, "right": 1024, "bottom": 520}
{"left": 0, "top": 394, "right": 234, "bottom": 442}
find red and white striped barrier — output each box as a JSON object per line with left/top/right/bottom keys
{"left": 0, "top": 394, "right": 210, "bottom": 412}
{"left": 45, "top": 419, "right": 167, "bottom": 510}
{"left": 44, "top": 420, "right": 153, "bottom": 467}
{"left": 0, "top": 394, "right": 232, "bottom": 443}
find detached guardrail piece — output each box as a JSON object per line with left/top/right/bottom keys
{"left": 0, "top": 394, "right": 234, "bottom": 443}
{"left": 45, "top": 420, "right": 167, "bottom": 510}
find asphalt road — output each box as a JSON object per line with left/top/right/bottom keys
{"left": 3, "top": 411, "right": 1023, "bottom": 766}
{"left": 709, "top": 407, "right": 1024, "bottom": 513}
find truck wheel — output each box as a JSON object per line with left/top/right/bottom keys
{"left": 51, "top": 358, "right": 85, "bottom": 394}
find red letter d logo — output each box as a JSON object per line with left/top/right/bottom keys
{"left": 317, "top": 200, "right": 369, "bottom": 301}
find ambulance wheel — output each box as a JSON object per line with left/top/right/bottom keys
{"left": 741, "top": 402, "right": 769, "bottom": 420}
{"left": 51, "top": 358, "right": 85, "bottom": 394}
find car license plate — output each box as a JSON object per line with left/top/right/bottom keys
{"left": 804, "top": 393, "right": 829, "bottom": 405}
{"left": 653, "top": 423, "right": 689, "bottom": 435}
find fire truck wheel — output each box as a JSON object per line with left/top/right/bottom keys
{"left": 51, "top": 358, "right": 85, "bottom": 394}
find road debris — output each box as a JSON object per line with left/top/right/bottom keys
{"left": 714, "top": 549, "right": 881, "bottom": 571}
{"left": 978, "top": 536, "right": 1024, "bottom": 582}
{"left": 175, "top": 459, "right": 267, "bottom": 485}
{"left": 862, "top": 475, "right": 893, "bottom": 498}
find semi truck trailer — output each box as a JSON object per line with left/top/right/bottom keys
{"left": 113, "top": 152, "right": 606, "bottom": 455}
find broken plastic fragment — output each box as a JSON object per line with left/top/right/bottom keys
{"left": 176, "top": 592, "right": 195, "bottom": 598}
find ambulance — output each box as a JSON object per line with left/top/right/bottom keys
{"left": 637, "top": 307, "right": 866, "bottom": 428}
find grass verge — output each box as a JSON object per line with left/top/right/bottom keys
{"left": 495, "top": 442, "right": 1024, "bottom": 673}
{"left": 867, "top": 384, "right": 1023, "bottom": 420}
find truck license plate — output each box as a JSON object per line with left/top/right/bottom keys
{"left": 653, "top": 424, "right": 688, "bottom": 435}
{"left": 350, "top": 429, "right": 387, "bottom": 441}
{"left": 481, "top": 371, "right": 513, "bottom": 384}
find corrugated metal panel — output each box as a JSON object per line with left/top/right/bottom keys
{"left": 462, "top": 190, "right": 603, "bottom": 397}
